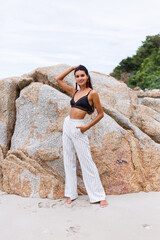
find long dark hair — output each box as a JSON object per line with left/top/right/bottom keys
{"left": 74, "top": 65, "right": 93, "bottom": 90}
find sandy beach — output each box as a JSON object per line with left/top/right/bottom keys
{"left": 0, "top": 191, "right": 160, "bottom": 240}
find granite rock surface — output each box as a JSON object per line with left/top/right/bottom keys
{"left": 1, "top": 64, "right": 160, "bottom": 198}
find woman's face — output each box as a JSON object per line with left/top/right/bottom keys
{"left": 75, "top": 70, "right": 88, "bottom": 87}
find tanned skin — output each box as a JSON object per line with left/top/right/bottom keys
{"left": 55, "top": 66, "right": 108, "bottom": 207}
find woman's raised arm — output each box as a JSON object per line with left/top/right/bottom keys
{"left": 55, "top": 66, "right": 79, "bottom": 95}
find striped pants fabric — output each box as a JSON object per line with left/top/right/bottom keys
{"left": 62, "top": 115, "right": 106, "bottom": 203}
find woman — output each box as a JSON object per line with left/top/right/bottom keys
{"left": 55, "top": 65, "right": 108, "bottom": 207}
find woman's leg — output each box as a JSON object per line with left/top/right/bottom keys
{"left": 62, "top": 124, "right": 78, "bottom": 201}
{"left": 73, "top": 130, "right": 106, "bottom": 203}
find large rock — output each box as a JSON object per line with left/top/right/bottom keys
{"left": 90, "top": 71, "right": 138, "bottom": 119}
{"left": 0, "top": 146, "right": 3, "bottom": 190}
{"left": 3, "top": 80, "right": 160, "bottom": 197}
{"left": 1, "top": 63, "right": 160, "bottom": 198}
{"left": 31, "top": 64, "right": 138, "bottom": 118}
{"left": 3, "top": 82, "right": 86, "bottom": 197}
{"left": 131, "top": 104, "right": 160, "bottom": 143}
{"left": 0, "top": 78, "right": 19, "bottom": 154}
{"left": 0, "top": 75, "right": 35, "bottom": 190}
{"left": 102, "top": 102, "right": 160, "bottom": 192}
{"left": 2, "top": 149, "right": 65, "bottom": 199}
{"left": 0, "top": 77, "right": 20, "bottom": 190}
{"left": 10, "top": 82, "right": 67, "bottom": 162}
{"left": 137, "top": 89, "right": 160, "bottom": 98}
{"left": 141, "top": 97, "right": 160, "bottom": 113}
{"left": 31, "top": 64, "right": 75, "bottom": 94}
{"left": 0, "top": 75, "right": 35, "bottom": 154}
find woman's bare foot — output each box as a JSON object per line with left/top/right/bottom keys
{"left": 100, "top": 200, "right": 108, "bottom": 207}
{"left": 65, "top": 197, "right": 72, "bottom": 204}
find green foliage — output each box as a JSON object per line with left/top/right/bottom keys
{"left": 111, "top": 34, "right": 160, "bottom": 90}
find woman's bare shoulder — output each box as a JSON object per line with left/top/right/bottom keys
{"left": 90, "top": 89, "right": 98, "bottom": 96}
{"left": 90, "top": 89, "right": 101, "bottom": 103}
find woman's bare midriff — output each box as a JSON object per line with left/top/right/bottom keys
{"left": 69, "top": 107, "right": 87, "bottom": 119}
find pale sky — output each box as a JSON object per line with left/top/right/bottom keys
{"left": 0, "top": 0, "right": 160, "bottom": 79}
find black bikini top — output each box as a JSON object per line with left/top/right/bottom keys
{"left": 70, "top": 89, "right": 94, "bottom": 115}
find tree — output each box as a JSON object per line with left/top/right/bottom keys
{"left": 111, "top": 33, "right": 160, "bottom": 90}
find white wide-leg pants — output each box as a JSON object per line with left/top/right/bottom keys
{"left": 62, "top": 115, "right": 106, "bottom": 203}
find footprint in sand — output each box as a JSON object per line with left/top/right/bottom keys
{"left": 142, "top": 224, "right": 152, "bottom": 230}
{"left": 38, "top": 199, "right": 64, "bottom": 208}
{"left": 66, "top": 225, "right": 81, "bottom": 237}
{"left": 65, "top": 198, "right": 92, "bottom": 208}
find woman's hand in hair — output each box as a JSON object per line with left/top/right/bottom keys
{"left": 72, "top": 65, "right": 80, "bottom": 70}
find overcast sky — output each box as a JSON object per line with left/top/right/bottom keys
{"left": 0, "top": 0, "right": 160, "bottom": 79}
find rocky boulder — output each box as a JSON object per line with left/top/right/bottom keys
{"left": 1, "top": 64, "right": 160, "bottom": 198}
